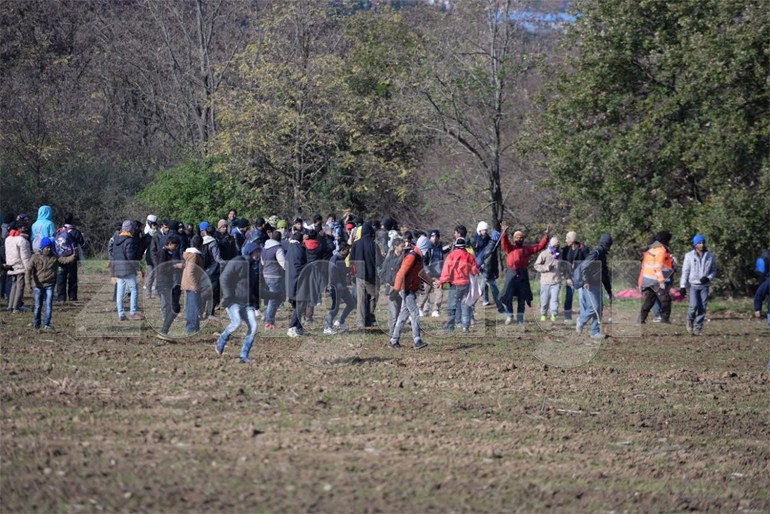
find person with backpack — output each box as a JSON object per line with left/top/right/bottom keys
{"left": 110, "top": 220, "right": 144, "bottom": 321}
{"left": 679, "top": 234, "right": 717, "bottom": 336}
{"left": 571, "top": 234, "right": 614, "bottom": 339}
{"left": 753, "top": 249, "right": 770, "bottom": 327}
{"left": 215, "top": 241, "right": 262, "bottom": 363}
{"left": 26, "top": 237, "right": 77, "bottom": 331}
{"left": 389, "top": 238, "right": 428, "bottom": 350}
{"left": 30, "top": 205, "right": 56, "bottom": 253}
{"left": 55, "top": 213, "right": 85, "bottom": 302}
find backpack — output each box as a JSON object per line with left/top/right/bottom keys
{"left": 55, "top": 227, "right": 76, "bottom": 257}
{"left": 756, "top": 249, "right": 770, "bottom": 279}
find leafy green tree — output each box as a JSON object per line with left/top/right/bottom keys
{"left": 542, "top": 0, "right": 770, "bottom": 291}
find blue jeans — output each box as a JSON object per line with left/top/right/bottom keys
{"left": 33, "top": 285, "right": 54, "bottom": 328}
{"left": 116, "top": 274, "right": 139, "bottom": 317}
{"left": 578, "top": 286, "right": 602, "bottom": 336}
{"left": 218, "top": 304, "right": 259, "bottom": 359}
{"left": 185, "top": 291, "right": 200, "bottom": 333}
{"left": 263, "top": 276, "right": 284, "bottom": 324}
{"left": 687, "top": 285, "right": 710, "bottom": 331}
{"left": 446, "top": 284, "right": 471, "bottom": 329}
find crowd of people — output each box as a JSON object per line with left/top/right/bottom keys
{"left": 2, "top": 207, "right": 769, "bottom": 363}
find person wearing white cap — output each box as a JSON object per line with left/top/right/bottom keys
{"left": 144, "top": 214, "right": 158, "bottom": 235}
{"left": 533, "top": 236, "right": 564, "bottom": 322}
{"left": 471, "top": 221, "right": 504, "bottom": 313}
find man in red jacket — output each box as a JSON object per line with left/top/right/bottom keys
{"left": 389, "top": 240, "right": 428, "bottom": 350}
{"left": 439, "top": 238, "right": 479, "bottom": 332}
{"left": 500, "top": 224, "right": 550, "bottom": 325}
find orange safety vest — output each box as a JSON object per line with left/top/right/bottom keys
{"left": 638, "top": 242, "right": 674, "bottom": 289}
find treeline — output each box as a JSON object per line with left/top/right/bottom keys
{"left": 1, "top": 0, "right": 767, "bottom": 292}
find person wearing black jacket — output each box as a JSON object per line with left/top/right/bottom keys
{"left": 110, "top": 220, "right": 143, "bottom": 321}
{"left": 350, "top": 222, "right": 382, "bottom": 327}
{"left": 286, "top": 231, "right": 308, "bottom": 337}
{"left": 560, "top": 231, "right": 590, "bottom": 322}
{"left": 154, "top": 235, "right": 182, "bottom": 339}
{"left": 571, "top": 234, "right": 613, "bottom": 339}
{"left": 324, "top": 243, "right": 355, "bottom": 334}
{"left": 215, "top": 241, "right": 261, "bottom": 362}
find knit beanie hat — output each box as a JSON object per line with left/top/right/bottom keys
{"left": 40, "top": 237, "right": 54, "bottom": 251}
{"left": 454, "top": 237, "right": 466, "bottom": 249}
{"left": 121, "top": 220, "right": 136, "bottom": 232}
{"left": 477, "top": 221, "right": 489, "bottom": 233}
{"left": 565, "top": 231, "right": 577, "bottom": 244}
{"left": 692, "top": 234, "right": 705, "bottom": 245}
{"left": 217, "top": 219, "right": 228, "bottom": 229}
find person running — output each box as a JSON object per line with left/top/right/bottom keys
{"left": 324, "top": 243, "right": 355, "bottom": 334}
{"left": 679, "top": 234, "right": 717, "bottom": 336}
{"left": 216, "top": 241, "right": 262, "bottom": 362}
{"left": 500, "top": 224, "right": 550, "bottom": 324}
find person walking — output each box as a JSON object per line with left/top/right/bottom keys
{"left": 679, "top": 234, "right": 717, "bottom": 336}
{"left": 420, "top": 229, "right": 445, "bottom": 318}
{"left": 26, "top": 237, "right": 76, "bottom": 331}
{"left": 638, "top": 231, "right": 675, "bottom": 324}
{"left": 500, "top": 224, "right": 550, "bottom": 324}
{"left": 380, "top": 237, "right": 406, "bottom": 337}
{"left": 286, "top": 231, "right": 308, "bottom": 337}
{"left": 389, "top": 239, "right": 428, "bottom": 350}
{"left": 533, "top": 236, "right": 564, "bottom": 322}
{"left": 350, "top": 222, "right": 382, "bottom": 327}
{"left": 154, "top": 234, "right": 183, "bottom": 340}
{"left": 572, "top": 234, "right": 614, "bottom": 339}
{"left": 110, "top": 220, "right": 144, "bottom": 321}
{"left": 324, "top": 243, "right": 355, "bottom": 334}
{"left": 261, "top": 230, "right": 286, "bottom": 331}
{"left": 181, "top": 235, "right": 205, "bottom": 334}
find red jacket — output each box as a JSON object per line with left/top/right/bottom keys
{"left": 394, "top": 246, "right": 423, "bottom": 292}
{"left": 439, "top": 248, "right": 479, "bottom": 286}
{"left": 501, "top": 234, "right": 548, "bottom": 270}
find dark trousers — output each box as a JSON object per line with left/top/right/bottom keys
{"left": 56, "top": 260, "right": 79, "bottom": 301}
{"left": 326, "top": 285, "right": 355, "bottom": 328}
{"left": 290, "top": 300, "right": 305, "bottom": 332}
{"left": 640, "top": 286, "right": 671, "bottom": 323}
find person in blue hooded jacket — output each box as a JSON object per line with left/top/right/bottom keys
{"left": 31, "top": 205, "right": 56, "bottom": 253}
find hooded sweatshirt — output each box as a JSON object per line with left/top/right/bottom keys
{"left": 31, "top": 206, "right": 56, "bottom": 252}
{"left": 350, "top": 223, "right": 381, "bottom": 284}
{"left": 181, "top": 247, "right": 204, "bottom": 292}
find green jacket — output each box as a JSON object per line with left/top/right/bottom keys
{"left": 26, "top": 251, "right": 76, "bottom": 289}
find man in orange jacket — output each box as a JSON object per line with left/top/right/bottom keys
{"left": 638, "top": 231, "right": 675, "bottom": 324}
{"left": 389, "top": 240, "right": 428, "bottom": 350}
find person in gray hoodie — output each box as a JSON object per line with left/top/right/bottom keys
{"left": 679, "top": 234, "right": 717, "bottom": 336}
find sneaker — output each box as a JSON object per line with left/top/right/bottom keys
{"left": 128, "top": 313, "right": 145, "bottom": 321}
{"left": 564, "top": 319, "right": 572, "bottom": 324}
{"left": 686, "top": 319, "right": 693, "bottom": 334}
{"left": 43, "top": 325, "right": 53, "bottom": 332}
{"left": 239, "top": 356, "right": 253, "bottom": 363}
{"left": 17, "top": 305, "right": 29, "bottom": 313}
{"left": 119, "top": 314, "right": 127, "bottom": 321}
{"left": 388, "top": 340, "right": 402, "bottom": 349}
{"left": 215, "top": 341, "right": 225, "bottom": 355}
{"left": 692, "top": 328, "right": 702, "bottom": 336}
{"left": 652, "top": 316, "right": 662, "bottom": 323}
{"left": 264, "top": 323, "right": 275, "bottom": 330}
{"left": 33, "top": 325, "right": 41, "bottom": 331}
{"left": 323, "top": 326, "right": 335, "bottom": 335}
{"left": 255, "top": 309, "right": 263, "bottom": 319}
{"left": 590, "top": 332, "right": 606, "bottom": 339}
{"left": 550, "top": 314, "right": 557, "bottom": 322}
{"left": 482, "top": 300, "right": 490, "bottom": 306}
{"left": 576, "top": 323, "right": 584, "bottom": 335}
{"left": 505, "top": 316, "right": 513, "bottom": 325}
{"left": 208, "top": 315, "right": 220, "bottom": 322}
{"left": 336, "top": 322, "right": 349, "bottom": 332}
{"left": 156, "top": 333, "right": 174, "bottom": 342}
{"left": 461, "top": 327, "right": 469, "bottom": 333}
{"left": 540, "top": 314, "right": 547, "bottom": 322}
{"left": 413, "top": 339, "right": 428, "bottom": 350}
{"left": 431, "top": 310, "right": 440, "bottom": 318}
{"left": 418, "top": 310, "right": 426, "bottom": 317}
{"left": 287, "top": 327, "right": 299, "bottom": 338}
